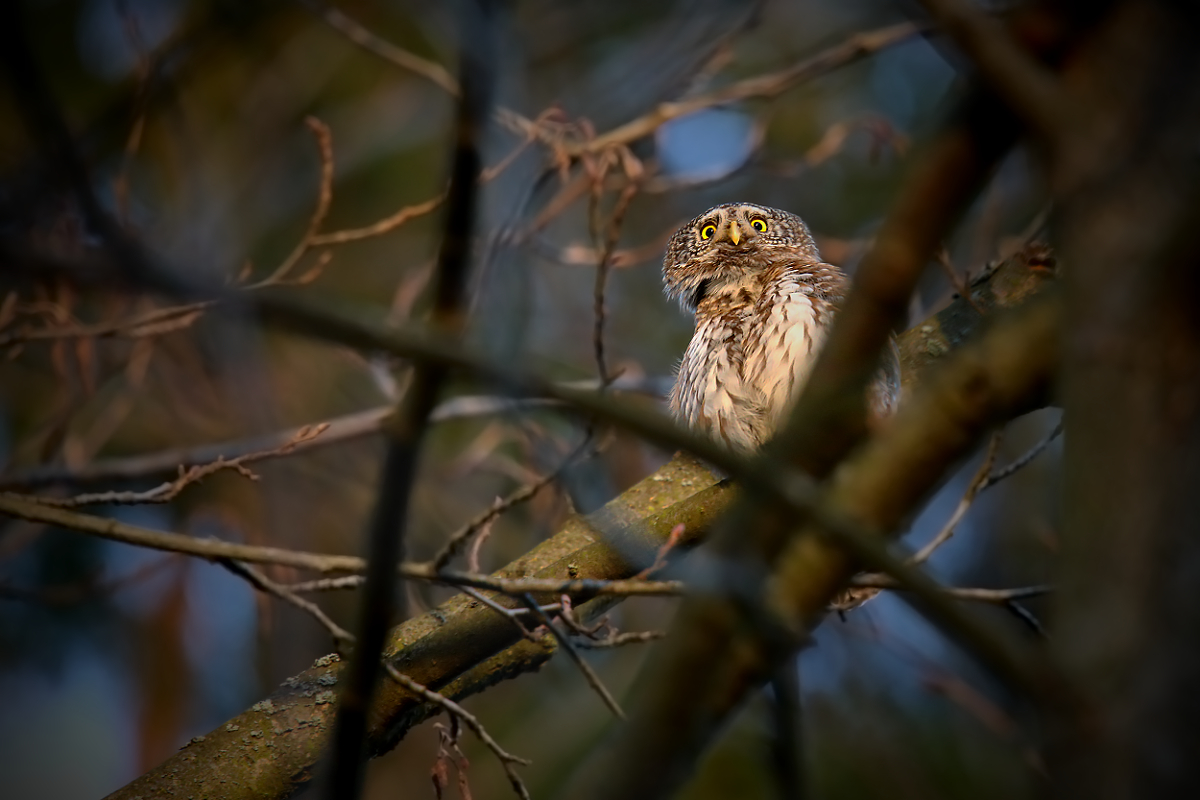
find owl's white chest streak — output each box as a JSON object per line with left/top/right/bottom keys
{"left": 670, "top": 269, "right": 832, "bottom": 451}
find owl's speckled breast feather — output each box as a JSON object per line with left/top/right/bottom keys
{"left": 668, "top": 260, "right": 846, "bottom": 451}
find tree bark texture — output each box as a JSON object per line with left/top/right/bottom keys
{"left": 1049, "top": 1, "right": 1200, "bottom": 795}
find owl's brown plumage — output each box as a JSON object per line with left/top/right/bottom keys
{"left": 664, "top": 202, "right": 899, "bottom": 452}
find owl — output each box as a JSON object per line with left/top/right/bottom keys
{"left": 663, "top": 202, "right": 899, "bottom": 453}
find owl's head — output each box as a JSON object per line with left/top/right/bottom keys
{"left": 662, "top": 202, "right": 820, "bottom": 311}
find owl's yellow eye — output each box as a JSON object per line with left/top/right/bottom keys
{"left": 750, "top": 217, "right": 768, "bottom": 233}
{"left": 700, "top": 223, "right": 717, "bottom": 240}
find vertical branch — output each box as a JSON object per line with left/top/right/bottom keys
{"left": 769, "top": 656, "right": 804, "bottom": 800}
{"left": 323, "top": 3, "right": 496, "bottom": 799}
{"left": 769, "top": 85, "right": 1021, "bottom": 477}
{"left": 591, "top": 181, "right": 640, "bottom": 387}
{"left": 0, "top": 5, "right": 121, "bottom": 250}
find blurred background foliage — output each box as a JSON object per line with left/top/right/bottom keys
{"left": 0, "top": 1, "right": 1056, "bottom": 798}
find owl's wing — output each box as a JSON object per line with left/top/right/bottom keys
{"left": 670, "top": 312, "right": 770, "bottom": 451}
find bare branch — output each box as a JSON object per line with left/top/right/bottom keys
{"left": 986, "top": 419, "right": 1062, "bottom": 486}
{"left": 520, "top": 594, "right": 626, "bottom": 720}
{"left": 575, "top": 630, "right": 666, "bottom": 649}
{"left": 851, "top": 573, "right": 1051, "bottom": 636}
{"left": 431, "top": 437, "right": 588, "bottom": 570}
{"left": 560, "top": 22, "right": 923, "bottom": 154}
{"left": 299, "top": 0, "right": 460, "bottom": 96}
{"left": 850, "top": 574, "right": 1052, "bottom": 603}
{"left": 591, "top": 179, "right": 640, "bottom": 387}
{"left": 260, "top": 117, "right": 335, "bottom": 285}
{"left": 464, "top": 509, "right": 495, "bottom": 575}
{"left": 0, "top": 490, "right": 364, "bottom": 572}
{"left": 634, "top": 523, "right": 686, "bottom": 580}
{"left": 911, "top": 431, "right": 1002, "bottom": 563}
{"left": 287, "top": 576, "right": 364, "bottom": 593}
{"left": 463, "top": 586, "right": 559, "bottom": 635}
{"left": 0, "top": 492, "right": 687, "bottom": 597}
{"left": 936, "top": 246, "right": 986, "bottom": 316}
{"left": 308, "top": 189, "right": 448, "bottom": 247}
{"left": 556, "top": 595, "right": 608, "bottom": 639}
{"left": 383, "top": 664, "right": 532, "bottom": 800}
{"left": 20, "top": 424, "right": 329, "bottom": 508}
{"left": 0, "top": 300, "right": 209, "bottom": 349}
{"left": 221, "top": 559, "right": 356, "bottom": 649}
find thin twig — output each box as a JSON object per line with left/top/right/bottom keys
{"left": 0, "top": 492, "right": 685, "bottom": 597}
{"left": 309, "top": 189, "right": 448, "bottom": 247}
{"left": 850, "top": 574, "right": 1051, "bottom": 636}
{"left": 299, "top": 0, "right": 459, "bottom": 95}
{"left": 634, "top": 523, "right": 687, "bottom": 580}
{"left": 383, "top": 663, "right": 532, "bottom": 800}
{"left": 557, "top": 594, "right": 609, "bottom": 639}
{"left": 0, "top": 397, "right": 562, "bottom": 490}
{"left": 260, "top": 117, "right": 335, "bottom": 284}
{"left": 438, "top": 571, "right": 681, "bottom": 599}
{"left": 520, "top": 593, "right": 626, "bottom": 720}
{"left": 1002, "top": 600, "right": 1046, "bottom": 637}
{"left": 911, "top": 432, "right": 1002, "bottom": 564}
{"left": 553, "top": 596, "right": 665, "bottom": 649}
{"left": 461, "top": 585, "right": 559, "bottom": 642}
{"left": 529, "top": 225, "right": 676, "bottom": 270}
{"left": 464, "top": 510, "right": 495, "bottom": 575}
{"left": 20, "top": 425, "right": 328, "bottom": 507}
{"left": 936, "top": 246, "right": 985, "bottom": 315}
{"left": 306, "top": 131, "right": 538, "bottom": 248}
{"left": 432, "top": 437, "right": 588, "bottom": 569}
{"left": 0, "top": 374, "right": 671, "bottom": 490}
{"left": 0, "top": 490, "right": 364, "bottom": 572}
{"left": 985, "top": 420, "right": 1062, "bottom": 486}
{"left": 3, "top": 491, "right": 681, "bottom": 596}
{"left": 307, "top": 128, "right": 537, "bottom": 248}
{"left": 287, "top": 575, "right": 364, "bottom": 593}
{"left": 221, "top": 559, "right": 355, "bottom": 649}
{"left": 0, "top": 301, "right": 209, "bottom": 349}
{"left": 574, "top": 630, "right": 666, "bottom": 649}
{"left": 560, "top": 22, "right": 923, "bottom": 154}
{"left": 850, "top": 574, "right": 1053, "bottom": 603}
{"left": 1019, "top": 203, "right": 1052, "bottom": 245}
{"left": 591, "top": 181, "right": 640, "bottom": 387}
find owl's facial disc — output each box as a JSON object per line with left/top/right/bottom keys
{"left": 663, "top": 202, "right": 819, "bottom": 312}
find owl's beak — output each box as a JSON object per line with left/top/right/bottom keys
{"left": 728, "top": 220, "right": 741, "bottom": 246}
